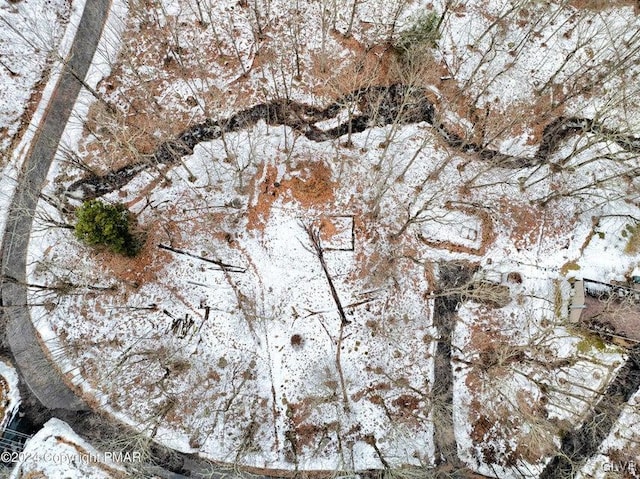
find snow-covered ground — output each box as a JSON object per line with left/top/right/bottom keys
{"left": 31, "top": 123, "right": 439, "bottom": 469}
{"left": 0, "top": 0, "right": 70, "bottom": 154}
{"left": 578, "top": 389, "right": 640, "bottom": 479}
{"left": 0, "top": 0, "right": 82, "bottom": 252}
{"left": 9, "top": 418, "right": 124, "bottom": 479}
{"left": 14, "top": 0, "right": 640, "bottom": 475}
{"left": 455, "top": 287, "right": 626, "bottom": 477}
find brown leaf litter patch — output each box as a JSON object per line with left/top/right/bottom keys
{"left": 92, "top": 220, "right": 173, "bottom": 286}
{"left": 463, "top": 313, "right": 560, "bottom": 465}
{"left": 351, "top": 378, "right": 427, "bottom": 427}
{"left": 463, "top": 311, "right": 524, "bottom": 391}
{"left": 286, "top": 395, "right": 339, "bottom": 451}
{"left": 310, "top": 34, "right": 397, "bottom": 99}
{"left": 347, "top": 211, "right": 392, "bottom": 284}
{"left": 401, "top": 43, "right": 570, "bottom": 154}
{"left": 390, "top": 394, "right": 426, "bottom": 426}
{"left": 569, "top": 0, "right": 639, "bottom": 11}
{"left": 246, "top": 159, "right": 336, "bottom": 231}
{"left": 348, "top": 210, "right": 434, "bottom": 295}
{"left": 496, "top": 198, "right": 573, "bottom": 252}
{"left": 310, "top": 215, "right": 354, "bottom": 249}
{"left": 318, "top": 216, "right": 338, "bottom": 241}
{"left": 80, "top": 10, "right": 261, "bottom": 175}
{"left": 292, "top": 421, "right": 340, "bottom": 451}
{"left": 146, "top": 201, "right": 231, "bottom": 247}
{"left": 81, "top": 97, "right": 192, "bottom": 174}
{"left": 351, "top": 381, "right": 391, "bottom": 403}
{"left": 287, "top": 395, "right": 334, "bottom": 428}
{"left": 468, "top": 395, "right": 558, "bottom": 467}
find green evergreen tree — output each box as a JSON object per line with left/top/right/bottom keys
{"left": 395, "top": 11, "right": 441, "bottom": 59}
{"left": 74, "top": 200, "right": 139, "bottom": 256}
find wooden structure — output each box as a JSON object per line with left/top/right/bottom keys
{"left": 569, "top": 278, "right": 640, "bottom": 343}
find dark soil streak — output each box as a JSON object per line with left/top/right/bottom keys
{"left": 432, "top": 262, "right": 478, "bottom": 467}
{"left": 65, "top": 84, "right": 640, "bottom": 199}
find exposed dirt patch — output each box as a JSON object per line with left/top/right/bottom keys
{"left": 246, "top": 159, "right": 335, "bottom": 231}
{"left": 92, "top": 220, "right": 173, "bottom": 286}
